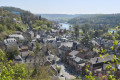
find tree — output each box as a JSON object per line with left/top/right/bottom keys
{"left": 84, "top": 31, "right": 120, "bottom": 80}
{"left": 32, "top": 42, "right": 41, "bottom": 76}
{"left": 56, "top": 66, "right": 61, "bottom": 74}
{"left": 38, "top": 15, "right": 41, "bottom": 20}
{"left": 69, "top": 25, "right": 72, "bottom": 31}
{"left": 0, "top": 49, "right": 28, "bottom": 80}
{"left": 6, "top": 47, "right": 20, "bottom": 60}
{"left": 0, "top": 62, "right": 28, "bottom": 80}
{"left": 0, "top": 49, "right": 6, "bottom": 62}
{"left": 94, "top": 30, "right": 99, "bottom": 37}
{"left": 73, "top": 24, "right": 80, "bottom": 39}
{"left": 0, "top": 49, "right": 51, "bottom": 80}
{"left": 81, "top": 34, "right": 92, "bottom": 48}
{"left": 94, "top": 30, "right": 104, "bottom": 38}
{"left": 81, "top": 23, "right": 91, "bottom": 33}
{"left": 0, "top": 24, "right": 4, "bottom": 32}
{"left": 75, "top": 76, "right": 82, "bottom": 80}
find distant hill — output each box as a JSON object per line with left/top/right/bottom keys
{"left": 68, "top": 14, "right": 120, "bottom": 28}
{"left": 37, "top": 14, "right": 83, "bottom": 22}
{"left": 1, "top": 7, "right": 26, "bottom": 14}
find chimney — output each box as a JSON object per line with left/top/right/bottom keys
{"left": 96, "top": 58, "right": 98, "bottom": 63}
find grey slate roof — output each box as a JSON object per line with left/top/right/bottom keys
{"left": 73, "top": 57, "right": 84, "bottom": 64}
{"left": 103, "top": 64, "right": 115, "bottom": 70}
{"left": 60, "top": 42, "right": 73, "bottom": 48}
{"left": 69, "top": 50, "right": 79, "bottom": 56}
{"left": 90, "top": 55, "right": 115, "bottom": 64}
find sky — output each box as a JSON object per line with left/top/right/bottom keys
{"left": 0, "top": 0, "right": 120, "bottom": 14}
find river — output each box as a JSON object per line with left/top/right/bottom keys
{"left": 60, "top": 23, "right": 71, "bottom": 30}
{"left": 60, "top": 23, "right": 116, "bottom": 33}
{"left": 60, "top": 23, "right": 83, "bottom": 32}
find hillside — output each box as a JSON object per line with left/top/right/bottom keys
{"left": 68, "top": 14, "right": 120, "bottom": 28}
{"left": 0, "top": 7, "right": 53, "bottom": 40}
{"left": 39, "top": 14, "right": 83, "bottom": 22}
{"left": 0, "top": 7, "right": 28, "bottom": 40}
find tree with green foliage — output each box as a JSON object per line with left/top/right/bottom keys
{"left": 32, "top": 42, "right": 41, "bottom": 76}
{"left": 6, "top": 47, "right": 20, "bottom": 60}
{"left": 0, "top": 49, "right": 6, "bottom": 62}
{"left": 0, "top": 48, "right": 51, "bottom": 80}
{"left": 73, "top": 24, "right": 80, "bottom": 39}
{"left": 0, "top": 50, "right": 28, "bottom": 80}
{"left": 56, "top": 66, "right": 61, "bottom": 74}
{"left": 0, "top": 63, "right": 28, "bottom": 80}
{"left": 81, "top": 34, "right": 93, "bottom": 50}
{"left": 84, "top": 31, "right": 120, "bottom": 80}
{"left": 81, "top": 23, "right": 91, "bottom": 33}
{"left": 39, "top": 15, "right": 42, "bottom": 20}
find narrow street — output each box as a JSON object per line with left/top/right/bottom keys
{"left": 57, "top": 58, "right": 76, "bottom": 79}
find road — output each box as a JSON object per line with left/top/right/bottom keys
{"left": 56, "top": 57, "right": 76, "bottom": 79}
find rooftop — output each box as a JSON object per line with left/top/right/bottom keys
{"left": 69, "top": 50, "right": 79, "bottom": 56}
{"left": 4, "top": 38, "right": 16, "bottom": 44}
{"left": 60, "top": 42, "right": 73, "bottom": 48}
{"left": 89, "top": 55, "right": 115, "bottom": 64}
{"left": 9, "top": 34, "right": 24, "bottom": 40}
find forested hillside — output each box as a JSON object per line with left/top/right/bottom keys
{"left": 68, "top": 14, "right": 120, "bottom": 28}
{"left": 0, "top": 7, "right": 55, "bottom": 80}
{"left": 0, "top": 7, "right": 53, "bottom": 40}
{"left": 0, "top": 8, "right": 28, "bottom": 40}
{"left": 39, "top": 14, "right": 83, "bottom": 22}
